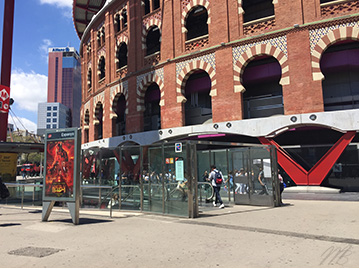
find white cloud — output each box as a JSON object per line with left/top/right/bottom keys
{"left": 39, "top": 0, "right": 72, "bottom": 8}
{"left": 39, "top": 0, "right": 73, "bottom": 17}
{"left": 8, "top": 116, "right": 37, "bottom": 134}
{"left": 39, "top": 39, "right": 53, "bottom": 61}
{"left": 10, "top": 70, "right": 48, "bottom": 113}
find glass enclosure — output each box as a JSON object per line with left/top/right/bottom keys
{"left": 78, "top": 141, "right": 278, "bottom": 217}
{"left": 2, "top": 141, "right": 277, "bottom": 217}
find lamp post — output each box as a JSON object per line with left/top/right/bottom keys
{"left": 0, "top": 0, "right": 15, "bottom": 142}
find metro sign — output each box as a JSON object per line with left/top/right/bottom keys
{"left": 0, "top": 85, "right": 10, "bottom": 113}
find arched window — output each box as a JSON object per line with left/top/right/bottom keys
{"left": 242, "top": 0, "right": 274, "bottom": 23}
{"left": 87, "top": 68, "right": 92, "bottom": 89}
{"left": 114, "top": 14, "right": 121, "bottom": 32}
{"left": 122, "top": 9, "right": 127, "bottom": 28}
{"left": 184, "top": 70, "right": 212, "bottom": 126}
{"left": 116, "top": 43, "right": 128, "bottom": 69}
{"left": 146, "top": 26, "right": 161, "bottom": 56}
{"left": 242, "top": 56, "right": 283, "bottom": 119}
{"left": 95, "top": 103, "right": 103, "bottom": 140}
{"left": 112, "top": 94, "right": 126, "bottom": 136}
{"left": 84, "top": 110, "right": 90, "bottom": 143}
{"left": 321, "top": 41, "right": 359, "bottom": 111}
{"left": 185, "top": 6, "right": 208, "bottom": 41}
{"left": 144, "top": 83, "right": 161, "bottom": 131}
{"left": 98, "top": 56, "right": 105, "bottom": 80}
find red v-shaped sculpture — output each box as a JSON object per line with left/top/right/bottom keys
{"left": 259, "top": 131, "right": 356, "bottom": 185}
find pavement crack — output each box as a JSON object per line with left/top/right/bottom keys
{"left": 179, "top": 220, "right": 359, "bottom": 245}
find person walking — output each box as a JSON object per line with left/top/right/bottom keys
{"left": 209, "top": 165, "right": 225, "bottom": 209}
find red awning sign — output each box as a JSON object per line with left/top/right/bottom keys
{"left": 0, "top": 85, "right": 10, "bottom": 113}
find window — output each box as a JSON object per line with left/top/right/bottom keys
{"left": 115, "top": 14, "right": 121, "bottom": 32}
{"left": 153, "top": 0, "right": 160, "bottom": 10}
{"left": 185, "top": 6, "right": 208, "bottom": 41}
{"left": 242, "top": 0, "right": 274, "bottom": 23}
{"left": 144, "top": 83, "right": 161, "bottom": 131}
{"left": 146, "top": 26, "right": 161, "bottom": 56}
{"left": 53, "top": 118, "right": 57, "bottom": 123}
{"left": 87, "top": 68, "right": 92, "bottom": 89}
{"left": 144, "top": 0, "right": 150, "bottom": 14}
{"left": 99, "top": 56, "right": 106, "bottom": 80}
{"left": 53, "top": 112, "right": 57, "bottom": 117}
{"left": 144, "top": 0, "right": 160, "bottom": 15}
{"left": 47, "top": 106, "right": 51, "bottom": 111}
{"left": 46, "top": 124, "right": 51, "bottom": 128}
{"left": 242, "top": 56, "right": 283, "bottom": 119}
{"left": 116, "top": 43, "right": 128, "bottom": 69}
{"left": 47, "top": 112, "right": 51, "bottom": 117}
{"left": 321, "top": 41, "right": 359, "bottom": 111}
{"left": 53, "top": 124, "right": 57, "bottom": 128}
{"left": 122, "top": 9, "right": 127, "bottom": 28}
{"left": 53, "top": 106, "right": 57, "bottom": 111}
{"left": 184, "top": 70, "right": 212, "bottom": 126}
{"left": 47, "top": 118, "right": 51, "bottom": 123}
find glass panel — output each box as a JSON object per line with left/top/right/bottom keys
{"left": 143, "top": 145, "right": 164, "bottom": 213}
{"left": 248, "top": 147, "right": 275, "bottom": 206}
{"left": 118, "top": 145, "right": 141, "bottom": 211}
{"left": 163, "top": 143, "right": 188, "bottom": 217}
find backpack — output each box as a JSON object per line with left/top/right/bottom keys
{"left": 215, "top": 171, "right": 223, "bottom": 185}
{"left": 0, "top": 181, "right": 10, "bottom": 200}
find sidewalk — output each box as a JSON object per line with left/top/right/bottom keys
{"left": 1, "top": 199, "right": 359, "bottom": 268}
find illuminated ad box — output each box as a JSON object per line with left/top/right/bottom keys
{"left": 43, "top": 128, "right": 81, "bottom": 202}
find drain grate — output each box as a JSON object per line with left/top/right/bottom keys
{"left": 8, "top": 247, "right": 63, "bottom": 258}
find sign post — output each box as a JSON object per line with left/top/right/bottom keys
{"left": 42, "top": 128, "right": 81, "bottom": 224}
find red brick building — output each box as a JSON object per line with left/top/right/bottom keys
{"left": 73, "top": 0, "right": 359, "bottom": 190}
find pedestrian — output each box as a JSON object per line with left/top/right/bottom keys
{"left": 278, "top": 169, "right": 284, "bottom": 205}
{"left": 209, "top": 165, "right": 225, "bottom": 208}
{"left": 258, "top": 167, "right": 269, "bottom": 195}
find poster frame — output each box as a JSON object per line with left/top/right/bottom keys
{"left": 42, "top": 128, "right": 81, "bottom": 203}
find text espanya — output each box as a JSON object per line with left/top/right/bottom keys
{"left": 61, "top": 132, "right": 75, "bottom": 137}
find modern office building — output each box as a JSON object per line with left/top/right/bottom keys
{"left": 72, "top": 0, "right": 359, "bottom": 192}
{"left": 37, "top": 102, "right": 70, "bottom": 136}
{"left": 47, "top": 47, "right": 82, "bottom": 127}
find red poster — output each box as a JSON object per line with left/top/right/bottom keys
{"left": 45, "top": 140, "right": 75, "bottom": 197}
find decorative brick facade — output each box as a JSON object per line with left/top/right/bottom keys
{"left": 75, "top": 0, "right": 359, "bottom": 144}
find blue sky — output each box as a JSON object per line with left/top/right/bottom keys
{"left": 0, "top": 0, "right": 80, "bottom": 133}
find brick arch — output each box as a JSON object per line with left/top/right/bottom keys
{"left": 93, "top": 93, "right": 105, "bottom": 124}
{"left": 110, "top": 84, "right": 129, "bottom": 119}
{"left": 176, "top": 60, "right": 216, "bottom": 103}
{"left": 137, "top": 73, "right": 165, "bottom": 111}
{"left": 142, "top": 21, "right": 162, "bottom": 50}
{"left": 233, "top": 43, "right": 289, "bottom": 93}
{"left": 311, "top": 26, "right": 359, "bottom": 81}
{"left": 181, "top": 0, "right": 211, "bottom": 34}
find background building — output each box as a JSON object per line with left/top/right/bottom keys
{"left": 73, "top": 0, "right": 359, "bottom": 191}
{"left": 47, "top": 47, "right": 81, "bottom": 127}
{"left": 37, "top": 102, "right": 70, "bottom": 136}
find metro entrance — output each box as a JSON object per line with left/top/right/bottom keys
{"left": 81, "top": 141, "right": 280, "bottom": 218}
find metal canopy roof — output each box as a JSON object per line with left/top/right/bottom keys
{"left": 73, "top": 0, "right": 107, "bottom": 39}
{"left": 0, "top": 142, "right": 44, "bottom": 153}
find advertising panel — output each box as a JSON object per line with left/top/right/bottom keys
{"left": 0, "top": 153, "right": 17, "bottom": 182}
{"left": 43, "top": 128, "right": 80, "bottom": 202}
